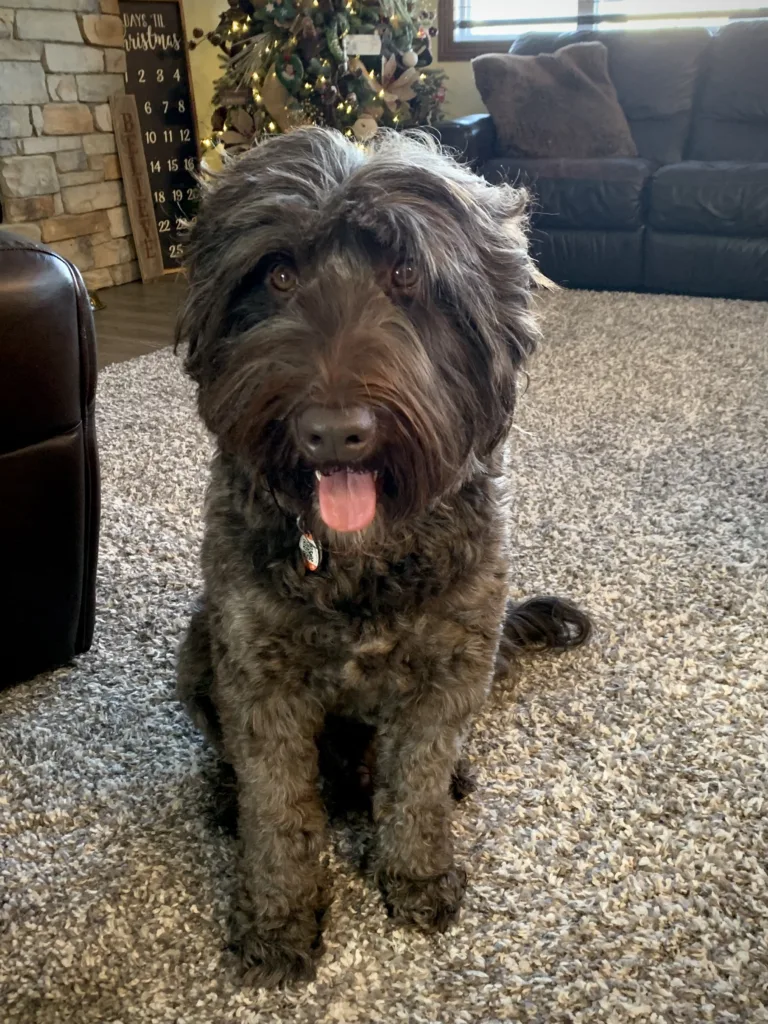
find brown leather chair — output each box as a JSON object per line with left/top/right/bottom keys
{"left": 0, "top": 230, "right": 100, "bottom": 687}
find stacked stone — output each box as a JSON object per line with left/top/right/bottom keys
{"left": 0, "top": 0, "right": 139, "bottom": 290}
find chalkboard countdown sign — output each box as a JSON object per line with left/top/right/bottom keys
{"left": 119, "top": 0, "right": 200, "bottom": 271}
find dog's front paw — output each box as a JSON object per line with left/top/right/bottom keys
{"left": 380, "top": 866, "right": 467, "bottom": 933}
{"left": 229, "top": 908, "right": 325, "bottom": 988}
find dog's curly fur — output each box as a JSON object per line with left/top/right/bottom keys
{"left": 175, "top": 128, "right": 590, "bottom": 987}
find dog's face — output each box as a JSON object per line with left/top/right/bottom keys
{"left": 178, "top": 128, "right": 538, "bottom": 538}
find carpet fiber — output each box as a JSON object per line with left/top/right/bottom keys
{"left": 2, "top": 290, "right": 767, "bottom": 1024}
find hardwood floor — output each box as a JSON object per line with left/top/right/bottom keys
{"left": 93, "top": 275, "right": 186, "bottom": 369}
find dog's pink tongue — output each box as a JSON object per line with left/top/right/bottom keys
{"left": 317, "top": 470, "right": 376, "bottom": 533}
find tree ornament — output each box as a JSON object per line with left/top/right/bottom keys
{"left": 352, "top": 113, "right": 377, "bottom": 140}
{"left": 275, "top": 51, "right": 305, "bottom": 92}
{"left": 325, "top": 18, "right": 345, "bottom": 62}
{"left": 401, "top": 49, "right": 418, "bottom": 67}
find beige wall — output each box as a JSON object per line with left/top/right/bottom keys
{"left": 439, "top": 60, "right": 485, "bottom": 119}
{"left": 183, "top": 0, "right": 221, "bottom": 145}
{"left": 180, "top": 0, "right": 486, "bottom": 140}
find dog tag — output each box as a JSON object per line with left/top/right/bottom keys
{"left": 299, "top": 530, "right": 322, "bottom": 572}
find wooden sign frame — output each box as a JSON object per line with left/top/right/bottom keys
{"left": 111, "top": 93, "right": 165, "bottom": 282}
{"left": 118, "top": 0, "right": 202, "bottom": 275}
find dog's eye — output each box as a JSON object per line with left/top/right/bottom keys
{"left": 268, "top": 262, "right": 298, "bottom": 294}
{"left": 392, "top": 260, "right": 418, "bottom": 290}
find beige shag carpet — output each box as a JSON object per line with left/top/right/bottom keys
{"left": 1, "top": 290, "right": 767, "bottom": 1024}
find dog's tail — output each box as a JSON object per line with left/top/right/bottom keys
{"left": 495, "top": 596, "right": 591, "bottom": 678}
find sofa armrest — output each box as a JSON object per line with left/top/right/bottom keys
{"left": 436, "top": 114, "right": 496, "bottom": 169}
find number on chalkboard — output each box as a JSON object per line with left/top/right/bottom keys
{"left": 178, "top": 99, "right": 186, "bottom": 112}
{"left": 186, "top": 188, "right": 199, "bottom": 201}
{"left": 176, "top": 217, "right": 185, "bottom": 231}
{"left": 138, "top": 68, "right": 145, "bottom": 83}
{"left": 153, "top": 190, "right": 166, "bottom": 203}
{"left": 167, "top": 158, "right": 178, "bottom": 171}
{"left": 162, "top": 100, "right": 169, "bottom": 113}
{"left": 144, "top": 101, "right": 152, "bottom": 114}
{"left": 174, "top": 69, "right": 181, "bottom": 82}
{"left": 164, "top": 129, "right": 173, "bottom": 143}
{"left": 145, "top": 130, "right": 156, "bottom": 144}
{"left": 172, "top": 189, "right": 183, "bottom": 202}
{"left": 156, "top": 68, "right": 164, "bottom": 82}
{"left": 169, "top": 244, "right": 184, "bottom": 259}
{"left": 158, "top": 219, "right": 171, "bottom": 233}
{"left": 184, "top": 157, "right": 195, "bottom": 172}
{"left": 150, "top": 160, "right": 161, "bottom": 173}
{"left": 180, "top": 129, "right": 190, "bottom": 142}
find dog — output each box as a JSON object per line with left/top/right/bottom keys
{"left": 175, "top": 127, "right": 590, "bottom": 987}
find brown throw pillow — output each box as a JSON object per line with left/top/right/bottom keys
{"left": 472, "top": 42, "right": 638, "bottom": 160}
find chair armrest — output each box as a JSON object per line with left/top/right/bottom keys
{"left": 436, "top": 114, "right": 496, "bottom": 169}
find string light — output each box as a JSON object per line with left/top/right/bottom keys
{"left": 377, "top": 89, "right": 385, "bottom": 98}
{"left": 319, "top": 76, "right": 327, "bottom": 83}
{"left": 254, "top": 91, "right": 262, "bottom": 102}
{"left": 231, "top": 20, "right": 240, "bottom": 30}
{"left": 252, "top": 72, "right": 259, "bottom": 81}
{"left": 419, "top": 73, "right": 426, "bottom": 81}
{"left": 202, "top": 137, "right": 213, "bottom": 148}
{"left": 345, "top": 104, "right": 352, "bottom": 113}
{"left": 268, "top": 121, "right": 277, "bottom": 131}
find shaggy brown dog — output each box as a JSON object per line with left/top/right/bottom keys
{"left": 175, "top": 128, "right": 589, "bottom": 987}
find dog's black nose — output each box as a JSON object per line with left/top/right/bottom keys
{"left": 296, "top": 405, "right": 376, "bottom": 463}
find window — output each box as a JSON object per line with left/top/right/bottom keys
{"left": 438, "top": 0, "right": 768, "bottom": 60}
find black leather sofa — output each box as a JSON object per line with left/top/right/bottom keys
{"left": 0, "top": 231, "right": 100, "bottom": 687}
{"left": 438, "top": 20, "right": 768, "bottom": 300}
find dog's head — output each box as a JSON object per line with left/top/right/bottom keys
{"left": 177, "top": 128, "right": 538, "bottom": 538}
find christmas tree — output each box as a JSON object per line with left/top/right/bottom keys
{"left": 191, "top": 0, "right": 447, "bottom": 152}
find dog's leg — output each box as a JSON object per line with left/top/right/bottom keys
{"left": 373, "top": 650, "right": 490, "bottom": 933}
{"left": 215, "top": 670, "right": 327, "bottom": 988}
{"left": 176, "top": 596, "right": 225, "bottom": 755}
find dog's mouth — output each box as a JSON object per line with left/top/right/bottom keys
{"left": 314, "top": 467, "right": 378, "bottom": 534}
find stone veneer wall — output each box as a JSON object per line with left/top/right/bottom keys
{"left": 0, "top": 0, "right": 139, "bottom": 290}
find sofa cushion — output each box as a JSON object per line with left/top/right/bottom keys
{"left": 483, "top": 157, "right": 653, "bottom": 229}
{"left": 688, "top": 20, "right": 768, "bottom": 161}
{"left": 650, "top": 162, "right": 768, "bottom": 236}
{"left": 472, "top": 43, "right": 637, "bottom": 160}
{"left": 512, "top": 28, "right": 711, "bottom": 164}
{"left": 645, "top": 229, "right": 768, "bottom": 301}
{"left": 531, "top": 227, "right": 644, "bottom": 291}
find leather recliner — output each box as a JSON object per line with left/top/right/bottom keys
{"left": 438, "top": 20, "right": 768, "bottom": 301}
{"left": 0, "top": 230, "right": 100, "bottom": 687}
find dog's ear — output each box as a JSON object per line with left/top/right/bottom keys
{"left": 442, "top": 173, "right": 540, "bottom": 452}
